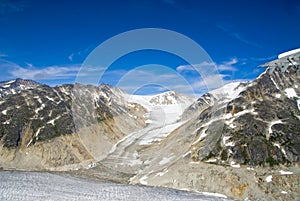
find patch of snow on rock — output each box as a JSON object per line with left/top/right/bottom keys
{"left": 270, "top": 77, "right": 280, "bottom": 90}
{"left": 266, "top": 175, "right": 272, "bottom": 183}
{"left": 201, "top": 192, "right": 227, "bottom": 198}
{"left": 279, "top": 170, "right": 293, "bottom": 175}
{"left": 284, "top": 88, "right": 297, "bottom": 98}
{"left": 155, "top": 168, "right": 169, "bottom": 177}
{"left": 268, "top": 120, "right": 283, "bottom": 139}
{"left": 273, "top": 143, "right": 281, "bottom": 149}
{"left": 205, "top": 158, "right": 217, "bottom": 163}
{"left": 230, "top": 161, "right": 240, "bottom": 168}
{"left": 145, "top": 119, "right": 153, "bottom": 124}
{"left": 159, "top": 156, "right": 174, "bottom": 166}
{"left": 139, "top": 175, "right": 148, "bottom": 185}
{"left": 192, "top": 129, "right": 207, "bottom": 145}
{"left": 275, "top": 94, "right": 281, "bottom": 98}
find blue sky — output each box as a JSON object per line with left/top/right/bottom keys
{"left": 0, "top": 0, "right": 300, "bottom": 95}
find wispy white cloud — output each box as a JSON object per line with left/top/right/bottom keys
{"left": 250, "top": 55, "right": 277, "bottom": 62}
{"left": 231, "top": 33, "right": 262, "bottom": 48}
{"left": 176, "top": 61, "right": 214, "bottom": 72}
{"left": 176, "top": 58, "right": 238, "bottom": 73}
{"left": 68, "top": 53, "right": 74, "bottom": 62}
{"left": 0, "top": 56, "right": 250, "bottom": 95}
{"left": 0, "top": 53, "right": 8, "bottom": 58}
{"left": 217, "top": 24, "right": 262, "bottom": 48}
{"left": 11, "top": 64, "right": 81, "bottom": 80}
{"left": 0, "top": 56, "right": 107, "bottom": 81}
{"left": 176, "top": 58, "right": 248, "bottom": 93}
{"left": 216, "top": 58, "right": 238, "bottom": 72}
{"left": 115, "top": 66, "right": 195, "bottom": 95}
{"left": 192, "top": 74, "right": 227, "bottom": 90}
{"left": 192, "top": 75, "right": 250, "bottom": 91}
{"left": 68, "top": 45, "right": 94, "bottom": 62}
{"left": 115, "top": 59, "right": 243, "bottom": 95}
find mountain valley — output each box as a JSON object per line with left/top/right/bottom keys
{"left": 0, "top": 65, "right": 299, "bottom": 200}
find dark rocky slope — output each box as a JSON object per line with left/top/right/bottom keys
{"left": 0, "top": 80, "right": 146, "bottom": 169}
{"left": 187, "top": 65, "right": 300, "bottom": 167}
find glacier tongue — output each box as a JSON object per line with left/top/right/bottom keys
{"left": 101, "top": 91, "right": 194, "bottom": 174}
{"left": 0, "top": 171, "right": 230, "bottom": 201}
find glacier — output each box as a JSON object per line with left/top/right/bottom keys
{"left": 0, "top": 171, "right": 230, "bottom": 201}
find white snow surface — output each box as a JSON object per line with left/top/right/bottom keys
{"left": 0, "top": 171, "right": 230, "bottom": 201}
{"left": 35, "top": 103, "right": 45, "bottom": 114}
{"left": 159, "top": 156, "right": 175, "bottom": 166}
{"left": 201, "top": 192, "right": 227, "bottom": 199}
{"left": 155, "top": 168, "right": 169, "bottom": 177}
{"left": 103, "top": 92, "right": 194, "bottom": 171}
{"left": 230, "top": 161, "right": 240, "bottom": 168}
{"left": 205, "top": 158, "right": 217, "bottom": 163}
{"left": 278, "top": 48, "right": 300, "bottom": 59}
{"left": 192, "top": 129, "right": 208, "bottom": 145}
{"left": 297, "top": 100, "right": 300, "bottom": 111}
{"left": 268, "top": 120, "right": 283, "bottom": 140}
{"left": 47, "top": 115, "right": 61, "bottom": 125}
{"left": 0, "top": 80, "right": 15, "bottom": 88}
{"left": 284, "top": 88, "right": 297, "bottom": 98}
{"left": 46, "top": 96, "right": 55, "bottom": 102}
{"left": 139, "top": 121, "right": 185, "bottom": 145}
{"left": 273, "top": 143, "right": 281, "bottom": 149}
{"left": 279, "top": 170, "right": 293, "bottom": 175}
{"left": 209, "top": 82, "right": 245, "bottom": 102}
{"left": 275, "top": 94, "right": 281, "bottom": 98}
{"left": 270, "top": 77, "right": 280, "bottom": 90}
{"left": 139, "top": 175, "right": 149, "bottom": 185}
{"left": 125, "top": 92, "right": 193, "bottom": 146}
{"left": 268, "top": 120, "right": 283, "bottom": 133}
{"left": 266, "top": 175, "right": 272, "bottom": 183}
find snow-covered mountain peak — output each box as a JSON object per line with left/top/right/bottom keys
{"left": 126, "top": 91, "right": 194, "bottom": 110}
{"left": 208, "top": 82, "right": 246, "bottom": 102}
{"left": 0, "top": 78, "right": 41, "bottom": 98}
{"left": 149, "top": 90, "right": 194, "bottom": 106}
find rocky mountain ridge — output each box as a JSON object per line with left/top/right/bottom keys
{"left": 0, "top": 64, "right": 299, "bottom": 200}
{"left": 0, "top": 80, "right": 149, "bottom": 169}
{"left": 126, "top": 66, "right": 299, "bottom": 200}
{"left": 0, "top": 79, "right": 193, "bottom": 169}
{"left": 0, "top": 78, "right": 41, "bottom": 98}
{"left": 185, "top": 65, "right": 300, "bottom": 167}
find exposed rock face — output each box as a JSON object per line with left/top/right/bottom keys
{"left": 0, "top": 84, "right": 74, "bottom": 148}
{"left": 0, "top": 62, "right": 299, "bottom": 200}
{"left": 128, "top": 66, "right": 299, "bottom": 200}
{"left": 0, "top": 78, "right": 40, "bottom": 98}
{"left": 0, "top": 80, "right": 147, "bottom": 169}
{"left": 185, "top": 65, "right": 300, "bottom": 167}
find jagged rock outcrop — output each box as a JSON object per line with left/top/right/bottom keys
{"left": 0, "top": 79, "right": 147, "bottom": 170}
{"left": 0, "top": 78, "right": 40, "bottom": 98}
{"left": 128, "top": 66, "right": 299, "bottom": 201}
{"left": 0, "top": 62, "right": 299, "bottom": 200}
{"left": 185, "top": 65, "right": 300, "bottom": 167}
